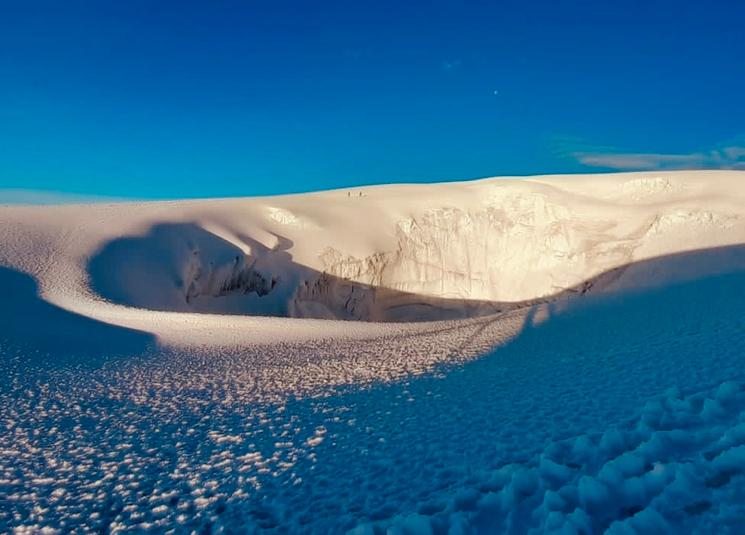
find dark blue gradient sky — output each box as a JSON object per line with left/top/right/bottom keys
{"left": 1, "top": 0, "right": 744, "bottom": 199}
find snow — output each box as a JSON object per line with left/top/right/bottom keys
{"left": 3, "top": 170, "right": 745, "bottom": 331}
{"left": 2, "top": 170, "right": 745, "bottom": 532}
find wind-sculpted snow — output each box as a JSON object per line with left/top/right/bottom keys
{"left": 3, "top": 171, "right": 745, "bottom": 533}
{"left": 3, "top": 269, "right": 745, "bottom": 533}
{"left": 0, "top": 313, "right": 523, "bottom": 533}
{"left": 88, "top": 223, "right": 287, "bottom": 315}
{"left": 363, "top": 380, "right": 745, "bottom": 534}
{"left": 77, "top": 172, "right": 745, "bottom": 322}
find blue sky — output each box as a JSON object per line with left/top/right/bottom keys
{"left": 1, "top": 0, "right": 744, "bottom": 200}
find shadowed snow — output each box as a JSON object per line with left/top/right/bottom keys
{"left": 3, "top": 171, "right": 745, "bottom": 532}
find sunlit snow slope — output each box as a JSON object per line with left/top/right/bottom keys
{"left": 2, "top": 170, "right": 745, "bottom": 336}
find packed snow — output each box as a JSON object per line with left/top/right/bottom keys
{"left": 2, "top": 170, "right": 745, "bottom": 533}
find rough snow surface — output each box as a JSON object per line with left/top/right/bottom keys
{"left": 3, "top": 270, "right": 745, "bottom": 533}
{"left": 2, "top": 171, "right": 745, "bottom": 533}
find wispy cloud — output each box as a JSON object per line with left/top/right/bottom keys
{"left": 557, "top": 137, "right": 745, "bottom": 171}
{"left": 573, "top": 152, "right": 708, "bottom": 170}
{"left": 441, "top": 59, "right": 462, "bottom": 71}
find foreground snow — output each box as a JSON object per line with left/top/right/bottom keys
{"left": 3, "top": 271, "right": 745, "bottom": 533}
{"left": 2, "top": 171, "right": 745, "bottom": 532}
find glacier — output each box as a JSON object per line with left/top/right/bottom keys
{"left": 2, "top": 171, "right": 745, "bottom": 533}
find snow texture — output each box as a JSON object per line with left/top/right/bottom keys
{"left": 2, "top": 170, "right": 745, "bottom": 533}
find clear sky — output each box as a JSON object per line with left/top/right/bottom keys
{"left": 1, "top": 0, "right": 744, "bottom": 199}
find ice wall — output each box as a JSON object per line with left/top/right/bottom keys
{"left": 88, "top": 177, "right": 745, "bottom": 321}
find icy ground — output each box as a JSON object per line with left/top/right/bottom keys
{"left": 1, "top": 269, "right": 744, "bottom": 533}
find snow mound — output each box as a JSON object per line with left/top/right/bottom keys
{"left": 0, "top": 170, "right": 742, "bottom": 333}
{"left": 71, "top": 171, "right": 745, "bottom": 323}
{"left": 88, "top": 223, "right": 288, "bottom": 315}
{"left": 359, "top": 380, "right": 745, "bottom": 534}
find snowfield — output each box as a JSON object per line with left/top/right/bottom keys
{"left": 2, "top": 170, "right": 745, "bottom": 533}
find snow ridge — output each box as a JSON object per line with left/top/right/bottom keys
{"left": 359, "top": 381, "right": 745, "bottom": 534}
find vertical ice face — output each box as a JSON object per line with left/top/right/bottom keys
{"left": 298, "top": 199, "right": 633, "bottom": 319}
{"left": 182, "top": 250, "right": 275, "bottom": 304}
{"left": 79, "top": 173, "right": 745, "bottom": 321}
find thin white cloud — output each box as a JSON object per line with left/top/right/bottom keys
{"left": 574, "top": 152, "right": 705, "bottom": 170}
{"left": 442, "top": 59, "right": 462, "bottom": 71}
{"left": 566, "top": 140, "right": 745, "bottom": 171}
